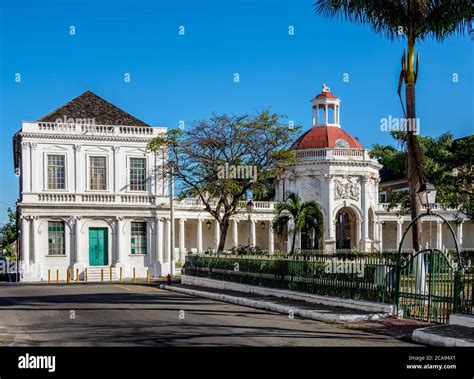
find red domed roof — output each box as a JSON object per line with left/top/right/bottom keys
{"left": 314, "top": 91, "right": 337, "bottom": 99}
{"left": 292, "top": 126, "right": 363, "bottom": 150}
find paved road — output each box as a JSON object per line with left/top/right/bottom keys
{"left": 0, "top": 284, "right": 417, "bottom": 346}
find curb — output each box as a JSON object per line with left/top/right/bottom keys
{"left": 181, "top": 275, "right": 394, "bottom": 314}
{"left": 162, "top": 284, "right": 390, "bottom": 323}
{"left": 412, "top": 327, "right": 474, "bottom": 347}
{"left": 449, "top": 314, "right": 474, "bottom": 328}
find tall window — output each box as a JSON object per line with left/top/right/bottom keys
{"left": 130, "top": 158, "right": 146, "bottom": 191}
{"left": 131, "top": 222, "right": 147, "bottom": 254}
{"left": 48, "top": 221, "right": 65, "bottom": 255}
{"left": 47, "top": 155, "right": 65, "bottom": 189}
{"left": 90, "top": 156, "right": 107, "bottom": 190}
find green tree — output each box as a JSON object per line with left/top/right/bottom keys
{"left": 272, "top": 192, "right": 323, "bottom": 254}
{"left": 372, "top": 132, "right": 473, "bottom": 218}
{"left": 0, "top": 208, "right": 17, "bottom": 256}
{"left": 315, "top": 0, "right": 471, "bottom": 250}
{"left": 148, "top": 110, "right": 301, "bottom": 253}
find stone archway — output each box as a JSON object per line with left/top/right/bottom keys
{"left": 335, "top": 208, "right": 357, "bottom": 250}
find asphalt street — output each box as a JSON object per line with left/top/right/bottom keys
{"left": 0, "top": 284, "right": 417, "bottom": 346}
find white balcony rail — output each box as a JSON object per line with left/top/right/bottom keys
{"left": 175, "top": 198, "right": 275, "bottom": 211}
{"left": 34, "top": 193, "right": 276, "bottom": 210}
{"left": 377, "top": 203, "right": 458, "bottom": 212}
{"left": 294, "top": 148, "right": 371, "bottom": 160}
{"left": 22, "top": 122, "right": 166, "bottom": 137}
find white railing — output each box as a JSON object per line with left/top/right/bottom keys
{"left": 176, "top": 198, "right": 275, "bottom": 211}
{"left": 38, "top": 193, "right": 76, "bottom": 202}
{"left": 294, "top": 148, "right": 370, "bottom": 160}
{"left": 34, "top": 193, "right": 276, "bottom": 210}
{"left": 22, "top": 122, "right": 166, "bottom": 137}
{"left": 377, "top": 203, "right": 458, "bottom": 212}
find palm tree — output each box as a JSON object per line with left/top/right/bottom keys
{"left": 273, "top": 192, "right": 323, "bottom": 254}
{"left": 315, "top": 0, "right": 470, "bottom": 251}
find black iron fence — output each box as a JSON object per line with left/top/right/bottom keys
{"left": 184, "top": 252, "right": 474, "bottom": 320}
{"left": 184, "top": 254, "right": 399, "bottom": 304}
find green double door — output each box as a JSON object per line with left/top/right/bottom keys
{"left": 89, "top": 228, "right": 108, "bottom": 266}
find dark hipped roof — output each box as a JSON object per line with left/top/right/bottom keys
{"left": 37, "top": 91, "right": 150, "bottom": 126}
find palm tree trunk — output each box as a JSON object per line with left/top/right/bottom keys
{"left": 405, "top": 36, "right": 424, "bottom": 251}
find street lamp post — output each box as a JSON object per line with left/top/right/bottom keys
{"left": 247, "top": 199, "right": 254, "bottom": 246}
{"left": 169, "top": 161, "right": 175, "bottom": 277}
{"left": 396, "top": 182, "right": 461, "bottom": 315}
{"left": 417, "top": 182, "right": 437, "bottom": 215}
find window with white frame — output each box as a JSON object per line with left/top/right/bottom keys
{"left": 379, "top": 191, "right": 387, "bottom": 202}
{"left": 47, "top": 155, "right": 66, "bottom": 190}
{"left": 129, "top": 158, "right": 146, "bottom": 191}
{"left": 90, "top": 156, "right": 107, "bottom": 190}
{"left": 131, "top": 222, "right": 147, "bottom": 254}
{"left": 48, "top": 221, "right": 65, "bottom": 255}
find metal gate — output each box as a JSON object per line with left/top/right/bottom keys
{"left": 397, "top": 248, "right": 461, "bottom": 323}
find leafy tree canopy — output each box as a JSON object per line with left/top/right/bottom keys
{"left": 0, "top": 208, "right": 17, "bottom": 255}
{"left": 147, "top": 109, "right": 301, "bottom": 252}
{"left": 372, "top": 132, "right": 473, "bottom": 218}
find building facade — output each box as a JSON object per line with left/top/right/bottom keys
{"left": 13, "top": 89, "right": 472, "bottom": 282}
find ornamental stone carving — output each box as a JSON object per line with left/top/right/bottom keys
{"left": 334, "top": 176, "right": 360, "bottom": 201}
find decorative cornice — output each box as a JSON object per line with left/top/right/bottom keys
{"left": 20, "top": 132, "right": 155, "bottom": 144}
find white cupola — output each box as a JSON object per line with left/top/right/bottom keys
{"left": 311, "top": 84, "right": 341, "bottom": 128}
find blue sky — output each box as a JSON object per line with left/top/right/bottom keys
{"left": 0, "top": 0, "right": 472, "bottom": 223}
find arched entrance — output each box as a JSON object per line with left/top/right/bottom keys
{"left": 335, "top": 208, "right": 357, "bottom": 250}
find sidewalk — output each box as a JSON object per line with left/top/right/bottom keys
{"left": 412, "top": 324, "right": 474, "bottom": 347}
{"left": 162, "top": 283, "right": 392, "bottom": 323}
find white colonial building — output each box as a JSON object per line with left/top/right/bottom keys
{"left": 13, "top": 88, "right": 472, "bottom": 282}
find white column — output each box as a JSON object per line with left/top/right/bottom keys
{"left": 287, "top": 219, "right": 294, "bottom": 253}
{"left": 295, "top": 230, "right": 301, "bottom": 251}
{"left": 21, "top": 142, "right": 31, "bottom": 193}
{"left": 232, "top": 220, "right": 238, "bottom": 247}
{"left": 75, "top": 216, "right": 84, "bottom": 263}
{"left": 30, "top": 216, "right": 38, "bottom": 264}
{"left": 156, "top": 218, "right": 163, "bottom": 262}
{"left": 324, "top": 104, "right": 328, "bottom": 124}
{"left": 74, "top": 144, "right": 82, "bottom": 193}
{"left": 361, "top": 176, "right": 370, "bottom": 243}
{"left": 197, "top": 218, "right": 203, "bottom": 253}
{"left": 268, "top": 222, "right": 274, "bottom": 255}
{"left": 30, "top": 143, "right": 38, "bottom": 192}
{"left": 356, "top": 220, "right": 362, "bottom": 250}
{"left": 147, "top": 221, "right": 153, "bottom": 264}
{"left": 414, "top": 251, "right": 427, "bottom": 295}
{"left": 250, "top": 220, "right": 256, "bottom": 247}
{"left": 327, "top": 175, "right": 335, "bottom": 240}
{"left": 214, "top": 220, "right": 220, "bottom": 250}
{"left": 164, "top": 218, "right": 171, "bottom": 261}
{"left": 396, "top": 219, "right": 403, "bottom": 248}
{"left": 179, "top": 218, "right": 186, "bottom": 261}
{"left": 457, "top": 221, "right": 463, "bottom": 248}
{"left": 436, "top": 220, "right": 443, "bottom": 250}
{"left": 21, "top": 216, "right": 30, "bottom": 265}
{"left": 378, "top": 221, "right": 384, "bottom": 251}
{"left": 112, "top": 146, "right": 120, "bottom": 193}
